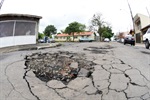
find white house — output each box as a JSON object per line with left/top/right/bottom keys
{"left": 0, "top": 13, "right": 42, "bottom": 48}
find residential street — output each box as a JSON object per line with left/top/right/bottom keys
{"left": 0, "top": 42, "right": 150, "bottom": 100}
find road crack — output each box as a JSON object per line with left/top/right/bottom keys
{"left": 23, "top": 68, "right": 40, "bottom": 100}
{"left": 45, "top": 84, "right": 68, "bottom": 100}
{"left": 4, "top": 60, "right": 30, "bottom": 100}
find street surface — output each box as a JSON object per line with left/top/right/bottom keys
{"left": 0, "top": 42, "right": 150, "bottom": 100}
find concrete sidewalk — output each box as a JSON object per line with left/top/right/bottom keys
{"left": 135, "top": 43, "right": 145, "bottom": 48}
{"left": 0, "top": 43, "right": 62, "bottom": 53}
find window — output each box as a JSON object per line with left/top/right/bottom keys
{"left": 136, "top": 21, "right": 141, "bottom": 30}
{"left": 0, "top": 21, "right": 14, "bottom": 37}
{"left": 15, "top": 21, "right": 36, "bottom": 36}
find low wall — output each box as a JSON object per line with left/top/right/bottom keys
{"left": 0, "top": 36, "right": 36, "bottom": 48}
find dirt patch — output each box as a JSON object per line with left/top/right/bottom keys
{"left": 25, "top": 51, "right": 96, "bottom": 84}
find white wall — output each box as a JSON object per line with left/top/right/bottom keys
{"left": 0, "top": 36, "right": 36, "bottom": 48}
{"left": 0, "top": 20, "right": 38, "bottom": 48}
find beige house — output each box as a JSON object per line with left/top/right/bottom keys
{"left": 55, "top": 32, "right": 95, "bottom": 42}
{"left": 134, "top": 13, "right": 150, "bottom": 43}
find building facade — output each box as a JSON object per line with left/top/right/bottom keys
{"left": 0, "top": 13, "right": 42, "bottom": 48}
{"left": 134, "top": 13, "right": 150, "bottom": 43}
{"left": 141, "top": 24, "right": 150, "bottom": 36}
{"left": 55, "top": 32, "right": 95, "bottom": 42}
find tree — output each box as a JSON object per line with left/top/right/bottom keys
{"left": 64, "top": 21, "right": 86, "bottom": 42}
{"left": 38, "top": 32, "right": 45, "bottom": 39}
{"left": 101, "top": 26, "right": 114, "bottom": 39}
{"left": 44, "top": 25, "right": 57, "bottom": 36}
{"left": 90, "top": 13, "right": 105, "bottom": 41}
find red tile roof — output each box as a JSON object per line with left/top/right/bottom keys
{"left": 57, "top": 32, "right": 93, "bottom": 37}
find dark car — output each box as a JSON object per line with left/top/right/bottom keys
{"left": 124, "top": 35, "right": 135, "bottom": 46}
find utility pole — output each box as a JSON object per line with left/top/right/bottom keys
{"left": 0, "top": 0, "right": 5, "bottom": 11}
{"left": 126, "top": 0, "right": 135, "bottom": 35}
{"left": 146, "top": 7, "right": 150, "bottom": 18}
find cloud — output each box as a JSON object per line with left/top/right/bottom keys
{"left": 1, "top": 0, "right": 150, "bottom": 33}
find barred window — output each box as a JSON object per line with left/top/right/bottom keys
{"left": 14, "top": 21, "right": 36, "bottom": 36}
{"left": 0, "top": 21, "right": 14, "bottom": 37}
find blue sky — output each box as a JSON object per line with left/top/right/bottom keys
{"left": 1, "top": 0, "right": 150, "bottom": 33}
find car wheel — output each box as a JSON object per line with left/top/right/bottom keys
{"left": 145, "top": 40, "right": 150, "bottom": 49}
{"left": 124, "top": 42, "right": 126, "bottom": 45}
{"left": 131, "top": 42, "right": 135, "bottom": 46}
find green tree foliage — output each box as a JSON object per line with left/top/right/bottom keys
{"left": 101, "top": 26, "right": 114, "bottom": 39}
{"left": 90, "top": 13, "right": 105, "bottom": 41}
{"left": 38, "top": 32, "right": 45, "bottom": 39}
{"left": 44, "top": 25, "right": 57, "bottom": 36}
{"left": 64, "top": 21, "right": 86, "bottom": 41}
{"left": 90, "top": 13, "right": 114, "bottom": 41}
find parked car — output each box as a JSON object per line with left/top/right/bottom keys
{"left": 104, "top": 38, "right": 110, "bottom": 42}
{"left": 38, "top": 39, "right": 45, "bottom": 43}
{"left": 143, "top": 28, "right": 150, "bottom": 49}
{"left": 79, "top": 37, "right": 94, "bottom": 42}
{"left": 124, "top": 35, "right": 135, "bottom": 46}
{"left": 38, "top": 36, "right": 55, "bottom": 43}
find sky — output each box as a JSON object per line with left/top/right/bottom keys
{"left": 1, "top": 0, "right": 150, "bottom": 34}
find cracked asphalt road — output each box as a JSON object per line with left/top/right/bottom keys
{"left": 0, "top": 42, "right": 150, "bottom": 100}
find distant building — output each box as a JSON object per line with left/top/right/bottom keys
{"left": 0, "top": 13, "right": 42, "bottom": 48}
{"left": 134, "top": 13, "right": 150, "bottom": 43}
{"left": 55, "top": 32, "right": 96, "bottom": 42}
{"left": 118, "top": 31, "right": 129, "bottom": 42}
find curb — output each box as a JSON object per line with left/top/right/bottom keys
{"left": 0, "top": 43, "right": 62, "bottom": 54}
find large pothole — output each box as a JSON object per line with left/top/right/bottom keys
{"left": 25, "top": 51, "right": 96, "bottom": 84}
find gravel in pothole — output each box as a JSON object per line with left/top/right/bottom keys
{"left": 25, "top": 51, "right": 96, "bottom": 84}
